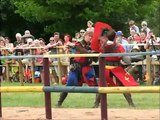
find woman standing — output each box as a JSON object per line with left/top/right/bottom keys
{"left": 0, "top": 37, "right": 6, "bottom": 81}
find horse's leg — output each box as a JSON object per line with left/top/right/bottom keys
{"left": 123, "top": 93, "right": 135, "bottom": 107}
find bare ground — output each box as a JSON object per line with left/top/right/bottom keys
{"left": 0, "top": 107, "right": 159, "bottom": 120}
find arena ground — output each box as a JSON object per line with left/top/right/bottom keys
{"left": 1, "top": 107, "right": 159, "bottom": 120}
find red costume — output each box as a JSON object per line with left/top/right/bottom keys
{"left": 91, "top": 22, "right": 138, "bottom": 107}
{"left": 91, "top": 22, "right": 138, "bottom": 87}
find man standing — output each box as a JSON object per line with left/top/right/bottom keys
{"left": 56, "top": 31, "right": 98, "bottom": 107}
{"left": 45, "top": 32, "right": 63, "bottom": 84}
{"left": 91, "top": 22, "right": 138, "bottom": 107}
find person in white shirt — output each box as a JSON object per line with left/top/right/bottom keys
{"left": 141, "top": 21, "right": 151, "bottom": 35}
{"left": 129, "top": 20, "right": 140, "bottom": 34}
{"left": 86, "top": 20, "right": 94, "bottom": 32}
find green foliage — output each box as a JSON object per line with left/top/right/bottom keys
{"left": 11, "top": 0, "right": 138, "bottom": 34}
{"left": 145, "top": 0, "right": 160, "bottom": 35}
{"left": 1, "top": 0, "right": 160, "bottom": 39}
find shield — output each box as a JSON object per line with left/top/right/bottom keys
{"left": 91, "top": 22, "right": 112, "bottom": 52}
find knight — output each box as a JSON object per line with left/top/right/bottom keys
{"left": 91, "top": 22, "right": 139, "bottom": 108}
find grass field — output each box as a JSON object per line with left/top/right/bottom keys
{"left": 1, "top": 82, "right": 160, "bottom": 109}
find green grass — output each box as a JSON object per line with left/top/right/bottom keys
{"left": 1, "top": 82, "right": 160, "bottom": 109}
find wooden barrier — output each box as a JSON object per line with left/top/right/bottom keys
{"left": 0, "top": 50, "right": 160, "bottom": 86}
{"left": 0, "top": 86, "right": 159, "bottom": 93}
{"left": 2, "top": 59, "right": 160, "bottom": 85}
{"left": 0, "top": 51, "right": 160, "bottom": 120}
{"left": 1, "top": 60, "right": 160, "bottom": 86}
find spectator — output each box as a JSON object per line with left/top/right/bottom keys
{"left": 21, "top": 30, "right": 34, "bottom": 44}
{"left": 62, "top": 34, "right": 73, "bottom": 80}
{"left": 33, "top": 39, "right": 46, "bottom": 83}
{"left": 116, "top": 31, "right": 132, "bottom": 52}
{"left": 78, "top": 29, "right": 85, "bottom": 42}
{"left": 132, "top": 33, "right": 141, "bottom": 43}
{"left": 0, "top": 36, "right": 6, "bottom": 81}
{"left": 86, "top": 20, "right": 94, "bottom": 32}
{"left": 140, "top": 31, "right": 147, "bottom": 44}
{"left": 128, "top": 29, "right": 137, "bottom": 44}
{"left": 129, "top": 20, "right": 140, "bottom": 34}
{"left": 13, "top": 33, "right": 24, "bottom": 56}
{"left": 141, "top": 21, "right": 151, "bottom": 36}
{"left": 14, "top": 33, "right": 22, "bottom": 46}
{"left": 4, "top": 37, "right": 14, "bottom": 53}
{"left": 39, "top": 38, "right": 46, "bottom": 47}
{"left": 74, "top": 32, "right": 80, "bottom": 41}
{"left": 128, "top": 45, "right": 144, "bottom": 84}
{"left": 45, "top": 33, "right": 63, "bottom": 84}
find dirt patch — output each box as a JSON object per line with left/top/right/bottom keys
{"left": 1, "top": 107, "right": 159, "bottom": 120}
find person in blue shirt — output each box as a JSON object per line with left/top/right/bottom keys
{"left": 116, "top": 31, "right": 132, "bottom": 52}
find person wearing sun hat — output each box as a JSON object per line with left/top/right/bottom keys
{"left": 127, "top": 45, "right": 144, "bottom": 84}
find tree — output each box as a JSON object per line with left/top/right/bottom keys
{"left": 2, "top": 0, "right": 159, "bottom": 39}
{"left": 144, "top": 0, "right": 160, "bottom": 35}
{"left": 10, "top": 0, "right": 139, "bottom": 35}
{"left": 0, "top": 0, "right": 46, "bottom": 41}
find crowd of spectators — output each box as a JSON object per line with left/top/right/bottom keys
{"left": 0, "top": 20, "right": 160, "bottom": 85}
